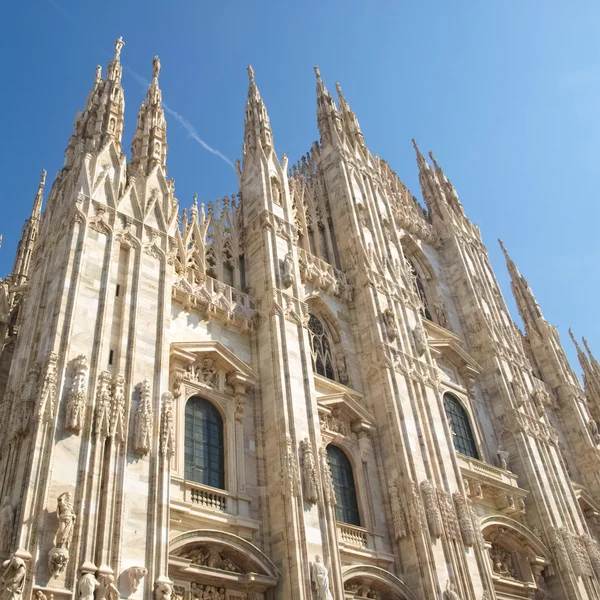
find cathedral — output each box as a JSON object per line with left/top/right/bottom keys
{"left": 1, "top": 36, "right": 600, "bottom": 600}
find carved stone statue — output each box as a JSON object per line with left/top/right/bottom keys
{"left": 389, "top": 482, "right": 408, "bottom": 541}
{"left": 497, "top": 443, "right": 510, "bottom": 471}
{"left": 0, "top": 498, "right": 14, "bottom": 553}
{"left": 336, "top": 355, "right": 349, "bottom": 386}
{"left": 412, "top": 325, "right": 427, "bottom": 356}
{"left": 443, "top": 580, "right": 461, "bottom": 600}
{"left": 311, "top": 555, "right": 333, "bottom": 600}
{"left": 78, "top": 573, "right": 99, "bottom": 600}
{"left": 0, "top": 556, "right": 26, "bottom": 600}
{"left": 382, "top": 308, "right": 397, "bottom": 342}
{"left": 127, "top": 566, "right": 147, "bottom": 593}
{"left": 300, "top": 438, "right": 319, "bottom": 504}
{"left": 281, "top": 253, "right": 295, "bottom": 288}
{"left": 319, "top": 446, "right": 336, "bottom": 506}
{"left": 133, "top": 380, "right": 153, "bottom": 455}
{"left": 55, "top": 492, "right": 75, "bottom": 550}
{"left": 154, "top": 578, "right": 173, "bottom": 600}
{"left": 99, "top": 574, "right": 119, "bottom": 600}
{"left": 201, "top": 358, "right": 218, "bottom": 388}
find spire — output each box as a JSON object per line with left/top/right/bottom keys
{"left": 242, "top": 65, "right": 274, "bottom": 161}
{"left": 334, "top": 81, "right": 365, "bottom": 149}
{"left": 314, "top": 66, "right": 342, "bottom": 147}
{"left": 63, "top": 37, "right": 126, "bottom": 170}
{"left": 499, "top": 240, "right": 544, "bottom": 333}
{"left": 570, "top": 330, "right": 600, "bottom": 403}
{"left": 129, "top": 55, "right": 167, "bottom": 176}
{"left": 11, "top": 169, "right": 47, "bottom": 286}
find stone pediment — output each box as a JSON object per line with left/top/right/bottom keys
{"left": 171, "top": 341, "right": 257, "bottom": 396}
{"left": 317, "top": 392, "right": 374, "bottom": 437}
{"left": 424, "top": 320, "right": 481, "bottom": 378}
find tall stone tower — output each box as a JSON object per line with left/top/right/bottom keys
{"left": 1, "top": 41, "right": 600, "bottom": 600}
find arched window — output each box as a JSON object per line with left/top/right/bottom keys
{"left": 308, "top": 314, "right": 335, "bottom": 381}
{"left": 185, "top": 397, "right": 225, "bottom": 489}
{"left": 443, "top": 393, "right": 479, "bottom": 459}
{"left": 327, "top": 445, "right": 360, "bottom": 526}
{"left": 408, "top": 260, "right": 433, "bottom": 321}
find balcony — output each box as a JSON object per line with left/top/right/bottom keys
{"left": 185, "top": 481, "right": 229, "bottom": 513}
{"left": 338, "top": 523, "right": 368, "bottom": 549}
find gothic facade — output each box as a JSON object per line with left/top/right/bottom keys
{"left": 1, "top": 38, "right": 600, "bottom": 600}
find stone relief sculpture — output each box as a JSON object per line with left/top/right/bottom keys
{"left": 336, "top": 355, "right": 349, "bottom": 386}
{"left": 98, "top": 574, "right": 120, "bottom": 600}
{"left": 133, "top": 379, "right": 153, "bottom": 455}
{"left": 77, "top": 572, "right": 99, "bottom": 600}
{"left": 127, "top": 567, "right": 148, "bottom": 593}
{"left": 38, "top": 353, "right": 58, "bottom": 422}
{"left": 0, "top": 556, "right": 26, "bottom": 600}
{"left": 388, "top": 482, "right": 408, "bottom": 541}
{"left": 0, "top": 498, "right": 14, "bottom": 553}
{"left": 452, "top": 491, "right": 474, "bottom": 547}
{"left": 300, "top": 438, "right": 319, "bottom": 504}
{"left": 191, "top": 583, "right": 225, "bottom": 600}
{"left": 65, "top": 355, "right": 89, "bottom": 433}
{"left": 48, "top": 491, "right": 76, "bottom": 577}
{"left": 497, "top": 443, "right": 510, "bottom": 471}
{"left": 319, "top": 447, "right": 336, "bottom": 506}
{"left": 311, "top": 555, "right": 333, "bottom": 600}
{"left": 490, "top": 542, "right": 518, "bottom": 579}
{"left": 183, "top": 546, "right": 242, "bottom": 572}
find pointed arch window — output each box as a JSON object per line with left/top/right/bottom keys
{"left": 185, "top": 397, "right": 225, "bottom": 490}
{"left": 308, "top": 314, "right": 335, "bottom": 380}
{"left": 327, "top": 445, "right": 361, "bottom": 526}
{"left": 443, "top": 393, "right": 479, "bottom": 459}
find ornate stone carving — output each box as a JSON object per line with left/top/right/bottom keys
{"left": 299, "top": 438, "right": 319, "bottom": 504}
{"left": 382, "top": 308, "right": 397, "bottom": 342}
{"left": 437, "top": 488, "right": 459, "bottom": 540}
{"left": 412, "top": 325, "right": 427, "bottom": 356}
{"left": 133, "top": 379, "right": 153, "bottom": 455}
{"left": 583, "top": 534, "right": 600, "bottom": 576}
{"left": 311, "top": 555, "right": 333, "bottom": 600}
{"left": 588, "top": 420, "right": 600, "bottom": 445}
{"left": 549, "top": 527, "right": 570, "bottom": 573}
{"left": 320, "top": 410, "right": 350, "bottom": 437}
{"left": 78, "top": 573, "right": 100, "bottom": 600}
{"left": 12, "top": 364, "right": 39, "bottom": 438}
{"left": 191, "top": 583, "right": 225, "bottom": 600}
{"left": 389, "top": 482, "right": 408, "bottom": 541}
{"left": 98, "top": 573, "right": 120, "bottom": 600}
{"left": 110, "top": 374, "right": 126, "bottom": 442}
{"left": 562, "top": 528, "right": 591, "bottom": 576}
{"left": 490, "top": 542, "right": 518, "bottom": 579}
{"left": 0, "top": 498, "right": 14, "bottom": 553}
{"left": 38, "top": 352, "right": 58, "bottom": 422}
{"left": 410, "top": 480, "right": 426, "bottom": 531}
{"left": 319, "top": 446, "right": 336, "bottom": 506}
{"left": 336, "top": 355, "right": 349, "bottom": 386}
{"left": 160, "top": 392, "right": 175, "bottom": 459}
{"left": 344, "top": 582, "right": 383, "bottom": 599}
{"left": 420, "top": 480, "right": 443, "bottom": 538}
{"left": 126, "top": 567, "right": 147, "bottom": 593}
{"left": 181, "top": 545, "right": 242, "bottom": 573}
{"left": 48, "top": 491, "right": 76, "bottom": 577}
{"left": 281, "top": 435, "right": 300, "bottom": 499}
{"left": 95, "top": 371, "right": 112, "bottom": 439}
{"left": 452, "top": 491, "right": 475, "bottom": 547}
{"left": 0, "top": 556, "right": 26, "bottom": 600}
{"left": 65, "top": 355, "right": 89, "bottom": 433}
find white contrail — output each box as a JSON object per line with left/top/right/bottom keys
{"left": 45, "top": 0, "right": 235, "bottom": 170}
{"left": 122, "top": 66, "right": 236, "bottom": 170}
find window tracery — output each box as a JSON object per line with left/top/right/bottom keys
{"left": 184, "top": 397, "right": 225, "bottom": 490}
{"left": 443, "top": 393, "right": 479, "bottom": 459}
{"left": 327, "top": 445, "right": 360, "bottom": 526}
{"left": 308, "top": 314, "right": 336, "bottom": 381}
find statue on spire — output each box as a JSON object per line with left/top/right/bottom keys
{"left": 114, "top": 37, "right": 125, "bottom": 60}
{"left": 152, "top": 56, "right": 161, "bottom": 80}
{"left": 247, "top": 65, "right": 255, "bottom": 83}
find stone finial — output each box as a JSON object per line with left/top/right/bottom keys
{"left": 314, "top": 65, "right": 321, "bottom": 79}
{"left": 114, "top": 37, "right": 125, "bottom": 60}
{"left": 152, "top": 56, "right": 161, "bottom": 80}
{"left": 247, "top": 65, "right": 255, "bottom": 83}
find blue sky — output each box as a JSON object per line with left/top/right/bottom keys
{"left": 1, "top": 1, "right": 599, "bottom": 373}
